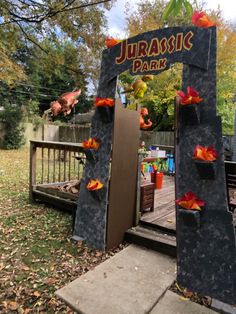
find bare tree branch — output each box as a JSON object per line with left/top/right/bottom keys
{"left": 2, "top": 0, "right": 111, "bottom": 24}
{"left": 14, "top": 20, "right": 49, "bottom": 53}
{"left": 49, "top": 0, "right": 112, "bottom": 14}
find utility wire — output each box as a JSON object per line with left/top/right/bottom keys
{"left": 15, "top": 82, "right": 69, "bottom": 92}
{"left": 2, "top": 90, "right": 53, "bottom": 98}
{"left": 1, "top": 83, "right": 78, "bottom": 95}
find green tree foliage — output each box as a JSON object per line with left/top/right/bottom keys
{"left": 120, "top": 65, "right": 182, "bottom": 131}
{"left": 162, "top": 0, "right": 194, "bottom": 21}
{"left": 0, "top": 0, "right": 113, "bottom": 113}
{"left": 0, "top": 1, "right": 114, "bottom": 148}
{"left": 0, "top": 39, "right": 87, "bottom": 114}
{"left": 216, "top": 22, "right": 236, "bottom": 134}
{"left": 0, "top": 0, "right": 111, "bottom": 47}
{"left": 0, "top": 25, "right": 26, "bottom": 85}
{"left": 123, "top": 0, "right": 188, "bottom": 130}
{"left": 0, "top": 104, "right": 25, "bottom": 149}
{"left": 26, "top": 39, "right": 87, "bottom": 112}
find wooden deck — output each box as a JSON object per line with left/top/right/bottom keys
{"left": 140, "top": 175, "right": 236, "bottom": 231}
{"left": 140, "top": 175, "right": 176, "bottom": 231}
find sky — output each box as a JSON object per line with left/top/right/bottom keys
{"left": 105, "top": 0, "right": 236, "bottom": 37}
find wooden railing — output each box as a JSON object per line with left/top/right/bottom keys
{"left": 29, "top": 140, "right": 85, "bottom": 203}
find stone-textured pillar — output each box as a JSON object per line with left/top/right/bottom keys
{"left": 232, "top": 110, "right": 236, "bottom": 161}
{"left": 73, "top": 60, "right": 117, "bottom": 250}
{"left": 176, "top": 27, "right": 236, "bottom": 304}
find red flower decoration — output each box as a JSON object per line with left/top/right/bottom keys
{"left": 192, "top": 11, "right": 216, "bottom": 28}
{"left": 95, "top": 97, "right": 115, "bottom": 107}
{"left": 82, "top": 138, "right": 100, "bottom": 150}
{"left": 177, "top": 87, "right": 203, "bottom": 105}
{"left": 105, "top": 37, "right": 122, "bottom": 48}
{"left": 176, "top": 191, "right": 205, "bottom": 211}
{"left": 193, "top": 145, "right": 217, "bottom": 161}
{"left": 87, "top": 179, "right": 104, "bottom": 191}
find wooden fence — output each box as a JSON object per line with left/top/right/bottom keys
{"left": 140, "top": 131, "right": 174, "bottom": 147}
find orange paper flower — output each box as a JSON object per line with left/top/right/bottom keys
{"left": 193, "top": 145, "right": 217, "bottom": 161}
{"left": 192, "top": 11, "right": 216, "bottom": 28}
{"left": 177, "top": 87, "right": 203, "bottom": 105}
{"left": 176, "top": 191, "right": 205, "bottom": 211}
{"left": 87, "top": 179, "right": 104, "bottom": 191}
{"left": 95, "top": 97, "right": 115, "bottom": 107}
{"left": 82, "top": 137, "right": 100, "bottom": 150}
{"left": 105, "top": 37, "right": 122, "bottom": 48}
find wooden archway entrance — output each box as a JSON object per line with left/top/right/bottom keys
{"left": 73, "top": 26, "right": 236, "bottom": 304}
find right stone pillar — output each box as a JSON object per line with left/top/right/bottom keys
{"left": 175, "top": 27, "right": 236, "bottom": 304}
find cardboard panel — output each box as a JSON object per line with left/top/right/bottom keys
{"left": 107, "top": 100, "right": 140, "bottom": 249}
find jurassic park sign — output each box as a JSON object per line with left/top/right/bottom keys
{"left": 100, "top": 26, "right": 212, "bottom": 79}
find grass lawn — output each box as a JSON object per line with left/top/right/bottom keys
{"left": 0, "top": 148, "right": 123, "bottom": 313}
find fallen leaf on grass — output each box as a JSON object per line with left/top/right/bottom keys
{"left": 48, "top": 298, "right": 58, "bottom": 306}
{"left": 175, "top": 282, "right": 183, "bottom": 292}
{"left": 10, "top": 248, "right": 18, "bottom": 256}
{"left": 76, "top": 240, "right": 83, "bottom": 248}
{"left": 183, "top": 290, "right": 194, "bottom": 298}
{"left": 44, "top": 278, "right": 56, "bottom": 285}
{"left": 6, "top": 300, "right": 19, "bottom": 310}
{"left": 18, "top": 308, "right": 25, "bottom": 314}
{"left": 4, "top": 228, "right": 15, "bottom": 234}
{"left": 180, "top": 297, "right": 189, "bottom": 301}
{"left": 33, "top": 300, "right": 42, "bottom": 308}
{"left": 2, "top": 301, "right": 8, "bottom": 308}
{"left": 32, "top": 291, "right": 41, "bottom": 298}
{"left": 95, "top": 251, "right": 103, "bottom": 257}
{"left": 0, "top": 263, "right": 5, "bottom": 271}
{"left": 21, "top": 265, "right": 30, "bottom": 271}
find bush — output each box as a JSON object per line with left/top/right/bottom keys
{"left": 0, "top": 104, "right": 25, "bottom": 149}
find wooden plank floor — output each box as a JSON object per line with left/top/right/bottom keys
{"left": 140, "top": 175, "right": 236, "bottom": 231}
{"left": 140, "top": 175, "right": 176, "bottom": 231}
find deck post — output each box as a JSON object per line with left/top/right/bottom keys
{"left": 29, "top": 140, "right": 37, "bottom": 202}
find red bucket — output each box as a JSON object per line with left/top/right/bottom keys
{"left": 155, "top": 172, "right": 163, "bottom": 189}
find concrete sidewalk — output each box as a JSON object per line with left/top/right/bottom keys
{"left": 56, "top": 244, "right": 216, "bottom": 314}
